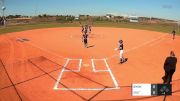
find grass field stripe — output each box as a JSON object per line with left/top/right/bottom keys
{"left": 53, "top": 59, "right": 69, "bottom": 90}
{"left": 104, "top": 58, "right": 119, "bottom": 88}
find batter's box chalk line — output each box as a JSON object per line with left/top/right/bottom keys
{"left": 53, "top": 58, "right": 120, "bottom": 91}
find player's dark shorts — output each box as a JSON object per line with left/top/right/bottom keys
{"left": 84, "top": 39, "right": 87, "bottom": 44}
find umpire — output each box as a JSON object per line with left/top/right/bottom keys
{"left": 172, "top": 30, "right": 176, "bottom": 40}
{"left": 162, "top": 51, "right": 177, "bottom": 84}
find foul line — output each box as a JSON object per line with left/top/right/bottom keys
{"left": 106, "top": 34, "right": 168, "bottom": 60}
{"left": 16, "top": 37, "right": 65, "bottom": 59}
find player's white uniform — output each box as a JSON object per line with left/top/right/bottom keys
{"left": 120, "top": 50, "right": 123, "bottom": 59}
{"left": 119, "top": 42, "right": 124, "bottom": 62}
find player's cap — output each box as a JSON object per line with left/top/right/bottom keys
{"left": 119, "top": 40, "right": 123, "bottom": 43}
{"left": 170, "top": 51, "right": 175, "bottom": 56}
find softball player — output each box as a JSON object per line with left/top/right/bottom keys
{"left": 172, "top": 30, "right": 176, "bottom": 40}
{"left": 89, "top": 25, "right": 91, "bottom": 33}
{"left": 118, "top": 40, "right": 125, "bottom": 63}
{"left": 81, "top": 25, "right": 84, "bottom": 33}
{"left": 82, "top": 33, "right": 88, "bottom": 48}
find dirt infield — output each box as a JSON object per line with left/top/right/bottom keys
{"left": 0, "top": 27, "right": 180, "bottom": 101}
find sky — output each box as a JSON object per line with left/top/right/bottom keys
{"left": 1, "top": 0, "right": 180, "bottom": 20}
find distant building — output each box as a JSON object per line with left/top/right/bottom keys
{"left": 75, "top": 17, "right": 79, "bottom": 20}
{"left": 79, "top": 15, "right": 90, "bottom": 20}
{"left": 106, "top": 14, "right": 115, "bottom": 19}
{"left": 129, "top": 16, "right": 139, "bottom": 22}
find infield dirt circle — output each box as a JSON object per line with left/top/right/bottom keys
{"left": 0, "top": 27, "right": 180, "bottom": 101}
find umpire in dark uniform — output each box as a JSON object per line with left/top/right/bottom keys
{"left": 162, "top": 51, "right": 177, "bottom": 84}
{"left": 172, "top": 30, "right": 176, "bottom": 40}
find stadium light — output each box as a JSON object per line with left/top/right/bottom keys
{"left": 0, "top": 0, "right": 4, "bottom": 15}
{"left": 2, "top": 6, "right": 5, "bottom": 16}
{"left": 178, "top": 20, "right": 180, "bottom": 30}
{"left": 0, "top": 0, "right": 6, "bottom": 26}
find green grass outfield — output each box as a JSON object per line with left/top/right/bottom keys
{"left": 0, "top": 22, "right": 180, "bottom": 35}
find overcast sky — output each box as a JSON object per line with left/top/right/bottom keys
{"left": 1, "top": 0, "right": 180, "bottom": 20}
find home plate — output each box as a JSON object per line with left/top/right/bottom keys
{"left": 83, "top": 64, "right": 90, "bottom": 67}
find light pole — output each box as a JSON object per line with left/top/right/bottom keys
{"left": 178, "top": 20, "right": 180, "bottom": 30}
{"left": 2, "top": 6, "right": 6, "bottom": 25}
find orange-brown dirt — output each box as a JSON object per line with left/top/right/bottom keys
{"left": 0, "top": 27, "right": 180, "bottom": 101}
